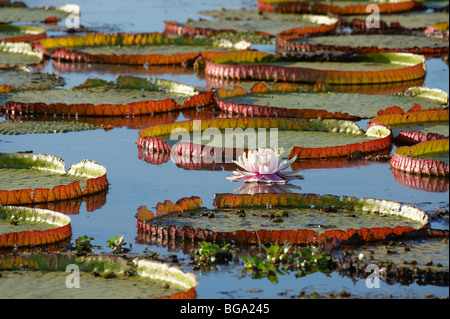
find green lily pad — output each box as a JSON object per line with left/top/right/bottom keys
{"left": 168, "top": 9, "right": 337, "bottom": 37}
{"left": 0, "top": 42, "right": 43, "bottom": 68}
{"left": 0, "top": 25, "right": 46, "bottom": 42}
{"left": 391, "top": 123, "right": 450, "bottom": 139}
{"left": 220, "top": 88, "right": 446, "bottom": 119}
{"left": 0, "top": 253, "right": 198, "bottom": 299}
{"left": 0, "top": 66, "right": 65, "bottom": 91}
{"left": 346, "top": 11, "right": 449, "bottom": 29}
{"left": 283, "top": 34, "right": 449, "bottom": 56}
{"left": 0, "top": 6, "right": 70, "bottom": 23}
{"left": 0, "top": 120, "right": 100, "bottom": 135}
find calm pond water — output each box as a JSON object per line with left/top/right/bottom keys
{"left": 0, "top": 0, "right": 448, "bottom": 299}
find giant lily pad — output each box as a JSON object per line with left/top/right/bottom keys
{"left": 215, "top": 83, "right": 447, "bottom": 119}
{"left": 0, "top": 206, "right": 71, "bottom": 248}
{"left": 257, "top": 0, "right": 416, "bottom": 15}
{"left": 164, "top": 9, "right": 338, "bottom": 39}
{"left": 0, "top": 120, "right": 99, "bottom": 135}
{"left": 276, "top": 34, "right": 449, "bottom": 58}
{"left": 33, "top": 32, "right": 242, "bottom": 66}
{"left": 204, "top": 51, "right": 426, "bottom": 84}
{"left": 0, "top": 25, "right": 47, "bottom": 43}
{"left": 1, "top": 76, "right": 214, "bottom": 117}
{"left": 137, "top": 117, "right": 392, "bottom": 161}
{"left": 390, "top": 138, "right": 449, "bottom": 176}
{"left": 0, "top": 42, "right": 43, "bottom": 68}
{"left": 0, "top": 4, "right": 73, "bottom": 23}
{"left": 0, "top": 66, "right": 65, "bottom": 93}
{"left": 0, "top": 253, "right": 198, "bottom": 299}
{"left": 135, "top": 194, "right": 443, "bottom": 246}
{"left": 0, "top": 152, "right": 109, "bottom": 205}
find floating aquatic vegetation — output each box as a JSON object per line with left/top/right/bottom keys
{"left": 0, "top": 42, "right": 43, "bottom": 68}
{"left": 0, "top": 120, "right": 99, "bottom": 135}
{"left": 0, "top": 25, "right": 47, "bottom": 43}
{"left": 0, "top": 3, "right": 72, "bottom": 23}
{"left": 257, "top": 0, "right": 416, "bottom": 15}
{"left": 164, "top": 9, "right": 338, "bottom": 39}
{"left": 135, "top": 193, "right": 447, "bottom": 246}
{"left": 0, "top": 152, "right": 108, "bottom": 205}
{"left": 204, "top": 51, "right": 426, "bottom": 85}
{"left": 32, "top": 32, "right": 242, "bottom": 66}
{"left": 137, "top": 117, "right": 392, "bottom": 162}
{"left": 0, "top": 205, "right": 71, "bottom": 248}
{"left": 370, "top": 103, "right": 449, "bottom": 126}
{"left": 276, "top": 34, "right": 449, "bottom": 58}
{"left": 0, "top": 66, "right": 64, "bottom": 94}
{"left": 390, "top": 138, "right": 449, "bottom": 176}
{"left": 214, "top": 83, "right": 446, "bottom": 119}
{"left": 1, "top": 76, "right": 214, "bottom": 117}
{"left": 0, "top": 253, "right": 198, "bottom": 299}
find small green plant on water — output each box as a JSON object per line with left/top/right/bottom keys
{"left": 106, "top": 235, "right": 129, "bottom": 254}
{"left": 240, "top": 243, "right": 331, "bottom": 283}
{"left": 74, "top": 235, "right": 94, "bottom": 254}
{"left": 190, "top": 241, "right": 235, "bottom": 270}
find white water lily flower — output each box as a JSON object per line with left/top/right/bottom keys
{"left": 226, "top": 148, "right": 303, "bottom": 184}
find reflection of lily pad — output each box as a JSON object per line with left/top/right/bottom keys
{"left": 0, "top": 153, "right": 109, "bottom": 205}
{"left": 0, "top": 206, "right": 71, "bottom": 248}
{"left": 1, "top": 76, "right": 214, "bottom": 117}
{"left": 165, "top": 9, "right": 338, "bottom": 38}
{"left": 390, "top": 139, "right": 449, "bottom": 176}
{"left": 0, "top": 253, "right": 198, "bottom": 299}
{"left": 136, "top": 194, "right": 436, "bottom": 246}
{"left": 276, "top": 34, "right": 449, "bottom": 57}
{"left": 34, "top": 32, "right": 239, "bottom": 66}
{"left": 205, "top": 51, "right": 426, "bottom": 84}
{"left": 258, "top": 0, "right": 416, "bottom": 15}
{"left": 215, "top": 83, "right": 447, "bottom": 119}
{"left": 0, "top": 42, "right": 43, "bottom": 68}
{"left": 138, "top": 118, "right": 392, "bottom": 160}
{"left": 0, "top": 120, "right": 99, "bottom": 135}
{"left": 0, "top": 25, "right": 47, "bottom": 43}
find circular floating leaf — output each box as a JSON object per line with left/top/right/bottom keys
{"left": 137, "top": 117, "right": 392, "bottom": 160}
{"left": 0, "top": 42, "right": 43, "bottom": 68}
{"left": 164, "top": 9, "right": 338, "bottom": 39}
{"left": 1, "top": 76, "right": 214, "bottom": 117}
{"left": 0, "top": 253, "right": 198, "bottom": 299}
{"left": 0, "top": 120, "right": 99, "bottom": 135}
{"left": 0, "top": 206, "right": 71, "bottom": 248}
{"left": 215, "top": 83, "right": 446, "bottom": 119}
{"left": 205, "top": 51, "right": 426, "bottom": 84}
{"left": 0, "top": 25, "right": 47, "bottom": 43}
{"left": 34, "top": 32, "right": 240, "bottom": 66}
{"left": 257, "top": 0, "right": 416, "bottom": 15}
{"left": 276, "top": 34, "right": 449, "bottom": 58}
{"left": 0, "top": 66, "right": 65, "bottom": 93}
{"left": 390, "top": 139, "right": 449, "bottom": 176}
{"left": 0, "top": 152, "right": 109, "bottom": 205}
{"left": 135, "top": 194, "right": 441, "bottom": 246}
{"left": 0, "top": 4, "right": 72, "bottom": 23}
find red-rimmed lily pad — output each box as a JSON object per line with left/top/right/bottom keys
{"left": 0, "top": 253, "right": 198, "bottom": 299}
{"left": 390, "top": 138, "right": 449, "bottom": 176}
{"left": 214, "top": 82, "right": 446, "bottom": 120}
{"left": 257, "top": 0, "right": 416, "bottom": 15}
{"left": 0, "top": 205, "right": 71, "bottom": 248}
{"left": 0, "top": 42, "right": 43, "bottom": 68}
{"left": 0, "top": 152, "right": 109, "bottom": 205}
{"left": 32, "top": 32, "right": 242, "bottom": 66}
{"left": 204, "top": 51, "right": 426, "bottom": 84}
{"left": 276, "top": 34, "right": 449, "bottom": 58}
{"left": 0, "top": 25, "right": 47, "bottom": 43}
{"left": 370, "top": 103, "right": 449, "bottom": 126}
{"left": 134, "top": 193, "right": 447, "bottom": 246}
{"left": 1, "top": 76, "right": 214, "bottom": 117}
{"left": 0, "top": 66, "right": 65, "bottom": 93}
{"left": 164, "top": 9, "right": 338, "bottom": 39}
{"left": 137, "top": 117, "right": 392, "bottom": 161}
